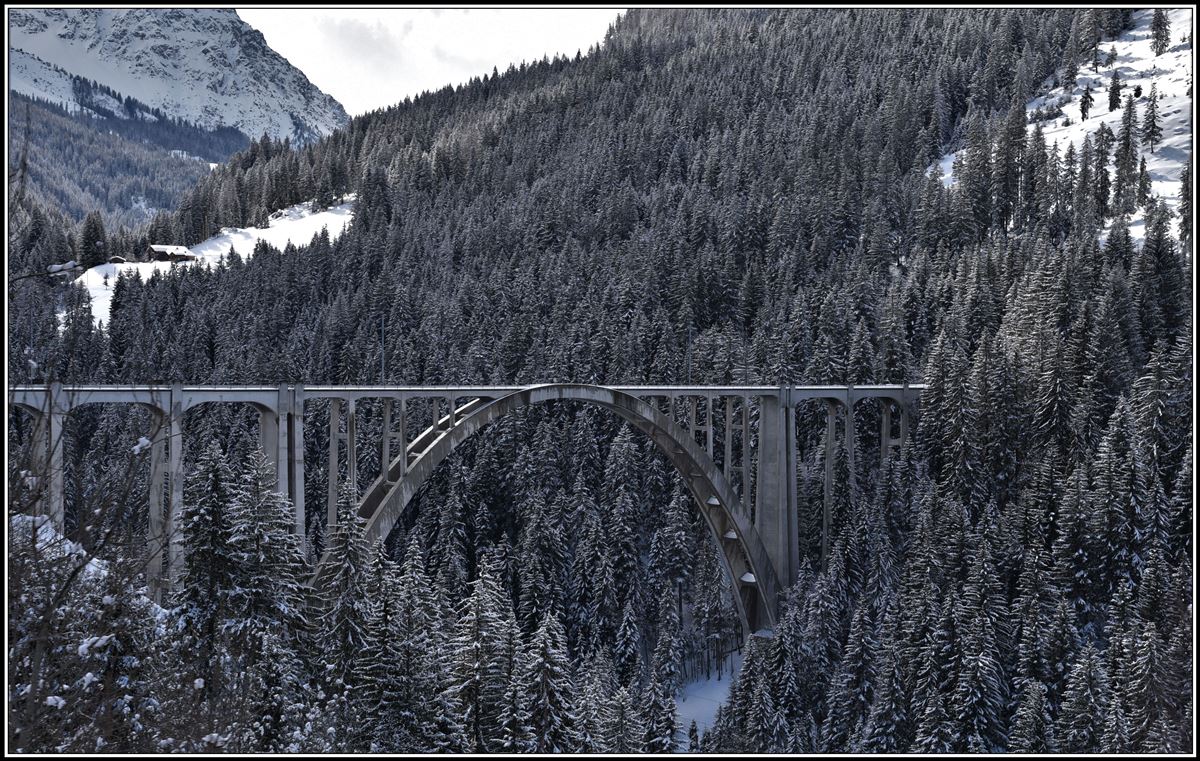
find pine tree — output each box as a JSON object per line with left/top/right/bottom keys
{"left": 604, "top": 686, "right": 645, "bottom": 754}
{"left": 172, "top": 441, "right": 240, "bottom": 714}
{"left": 1079, "top": 85, "right": 1093, "bottom": 121}
{"left": 573, "top": 654, "right": 614, "bottom": 753}
{"left": 641, "top": 675, "right": 677, "bottom": 753}
{"left": 494, "top": 671, "right": 534, "bottom": 752}
{"left": 1062, "top": 12, "right": 1082, "bottom": 86}
{"left": 226, "top": 448, "right": 307, "bottom": 658}
{"left": 613, "top": 597, "right": 642, "bottom": 685}
{"left": 1057, "top": 643, "right": 1109, "bottom": 752}
{"left": 1009, "top": 681, "right": 1056, "bottom": 753}
{"left": 1150, "top": 9, "right": 1171, "bottom": 56}
{"left": 1107, "top": 70, "right": 1122, "bottom": 112}
{"left": 1126, "top": 625, "right": 1167, "bottom": 752}
{"left": 744, "top": 666, "right": 788, "bottom": 752}
{"left": 1137, "top": 157, "right": 1152, "bottom": 209}
{"left": 1141, "top": 84, "right": 1162, "bottom": 153}
{"left": 445, "top": 550, "right": 515, "bottom": 752}
{"left": 1178, "top": 156, "right": 1192, "bottom": 248}
{"left": 79, "top": 210, "right": 108, "bottom": 268}
{"left": 520, "top": 613, "right": 578, "bottom": 752}
{"left": 315, "top": 482, "right": 376, "bottom": 696}
{"left": 1114, "top": 94, "right": 1140, "bottom": 214}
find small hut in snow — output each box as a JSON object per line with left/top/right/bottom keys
{"left": 147, "top": 244, "right": 196, "bottom": 263}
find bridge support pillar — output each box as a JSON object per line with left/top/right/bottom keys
{"left": 327, "top": 397, "right": 358, "bottom": 531}
{"left": 822, "top": 400, "right": 836, "bottom": 571}
{"left": 845, "top": 391, "right": 857, "bottom": 499}
{"left": 754, "top": 392, "right": 798, "bottom": 597}
{"left": 147, "top": 413, "right": 168, "bottom": 601}
{"left": 166, "top": 385, "right": 184, "bottom": 590}
{"left": 880, "top": 396, "right": 909, "bottom": 465}
{"left": 327, "top": 398, "right": 341, "bottom": 531}
{"left": 43, "top": 382, "right": 66, "bottom": 535}
{"left": 381, "top": 397, "right": 407, "bottom": 479}
{"left": 289, "top": 386, "right": 306, "bottom": 548}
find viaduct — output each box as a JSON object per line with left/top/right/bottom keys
{"left": 10, "top": 382, "right": 923, "bottom": 636}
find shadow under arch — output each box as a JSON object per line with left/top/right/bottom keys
{"left": 314, "top": 383, "right": 784, "bottom": 635}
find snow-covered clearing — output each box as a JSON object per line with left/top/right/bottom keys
{"left": 75, "top": 196, "right": 355, "bottom": 327}
{"left": 674, "top": 650, "right": 742, "bottom": 748}
{"left": 940, "top": 8, "right": 1192, "bottom": 243}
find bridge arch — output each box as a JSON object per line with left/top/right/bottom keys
{"left": 318, "top": 383, "right": 784, "bottom": 634}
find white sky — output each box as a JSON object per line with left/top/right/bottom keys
{"left": 236, "top": 8, "right": 625, "bottom": 116}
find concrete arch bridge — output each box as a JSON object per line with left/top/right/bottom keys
{"left": 10, "top": 382, "right": 922, "bottom": 636}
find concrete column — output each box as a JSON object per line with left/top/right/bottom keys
{"left": 166, "top": 385, "right": 184, "bottom": 590}
{"left": 741, "top": 395, "right": 750, "bottom": 508}
{"left": 381, "top": 398, "right": 393, "bottom": 473}
{"left": 258, "top": 391, "right": 288, "bottom": 496}
{"left": 881, "top": 401, "right": 893, "bottom": 467}
{"left": 822, "top": 399, "right": 836, "bottom": 572}
{"left": 275, "top": 384, "right": 289, "bottom": 495}
{"left": 688, "top": 396, "right": 698, "bottom": 447}
{"left": 289, "top": 385, "right": 306, "bottom": 544}
{"left": 398, "top": 397, "right": 408, "bottom": 474}
{"left": 327, "top": 397, "right": 341, "bottom": 531}
{"left": 723, "top": 396, "right": 733, "bottom": 474}
{"left": 147, "top": 413, "right": 167, "bottom": 600}
{"left": 346, "top": 399, "right": 357, "bottom": 497}
{"left": 46, "top": 382, "right": 65, "bottom": 535}
{"left": 784, "top": 390, "right": 798, "bottom": 587}
{"left": 845, "top": 394, "right": 857, "bottom": 500}
{"left": 705, "top": 395, "right": 714, "bottom": 454}
{"left": 26, "top": 408, "right": 48, "bottom": 495}
{"left": 754, "top": 392, "right": 796, "bottom": 593}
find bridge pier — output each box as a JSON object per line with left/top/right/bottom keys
{"left": 40, "top": 382, "right": 67, "bottom": 535}
{"left": 166, "top": 385, "right": 184, "bottom": 591}
{"left": 289, "top": 386, "right": 306, "bottom": 544}
{"left": 147, "top": 413, "right": 168, "bottom": 600}
{"left": 754, "top": 391, "right": 799, "bottom": 594}
{"left": 326, "top": 396, "right": 357, "bottom": 528}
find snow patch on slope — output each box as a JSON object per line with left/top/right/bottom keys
{"left": 674, "top": 650, "right": 742, "bottom": 748}
{"left": 939, "top": 8, "right": 1193, "bottom": 243}
{"left": 9, "top": 49, "right": 81, "bottom": 113}
{"left": 10, "top": 514, "right": 108, "bottom": 580}
{"left": 76, "top": 196, "right": 356, "bottom": 327}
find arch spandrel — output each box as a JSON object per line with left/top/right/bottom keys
{"left": 324, "top": 383, "right": 782, "bottom": 634}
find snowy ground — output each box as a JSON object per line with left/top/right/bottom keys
{"left": 10, "top": 513, "right": 108, "bottom": 580}
{"left": 75, "top": 195, "right": 355, "bottom": 327}
{"left": 940, "top": 8, "right": 1192, "bottom": 243}
{"left": 674, "top": 650, "right": 742, "bottom": 749}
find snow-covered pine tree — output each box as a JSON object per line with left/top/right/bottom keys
{"left": 1150, "top": 9, "right": 1171, "bottom": 56}
{"left": 519, "top": 612, "right": 577, "bottom": 752}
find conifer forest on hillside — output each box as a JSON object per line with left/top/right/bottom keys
{"left": 6, "top": 6, "right": 1194, "bottom": 755}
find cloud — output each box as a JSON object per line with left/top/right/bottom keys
{"left": 238, "top": 8, "right": 624, "bottom": 115}
{"left": 431, "top": 43, "right": 491, "bottom": 70}
{"left": 320, "top": 17, "right": 405, "bottom": 73}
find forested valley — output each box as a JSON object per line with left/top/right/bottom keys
{"left": 8, "top": 7, "right": 1193, "bottom": 754}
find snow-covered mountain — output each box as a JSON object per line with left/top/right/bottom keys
{"left": 9, "top": 8, "right": 349, "bottom": 145}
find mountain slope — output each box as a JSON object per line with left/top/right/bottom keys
{"left": 8, "top": 92, "right": 218, "bottom": 227}
{"left": 9, "top": 8, "right": 349, "bottom": 144}
{"left": 939, "top": 8, "right": 1192, "bottom": 241}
